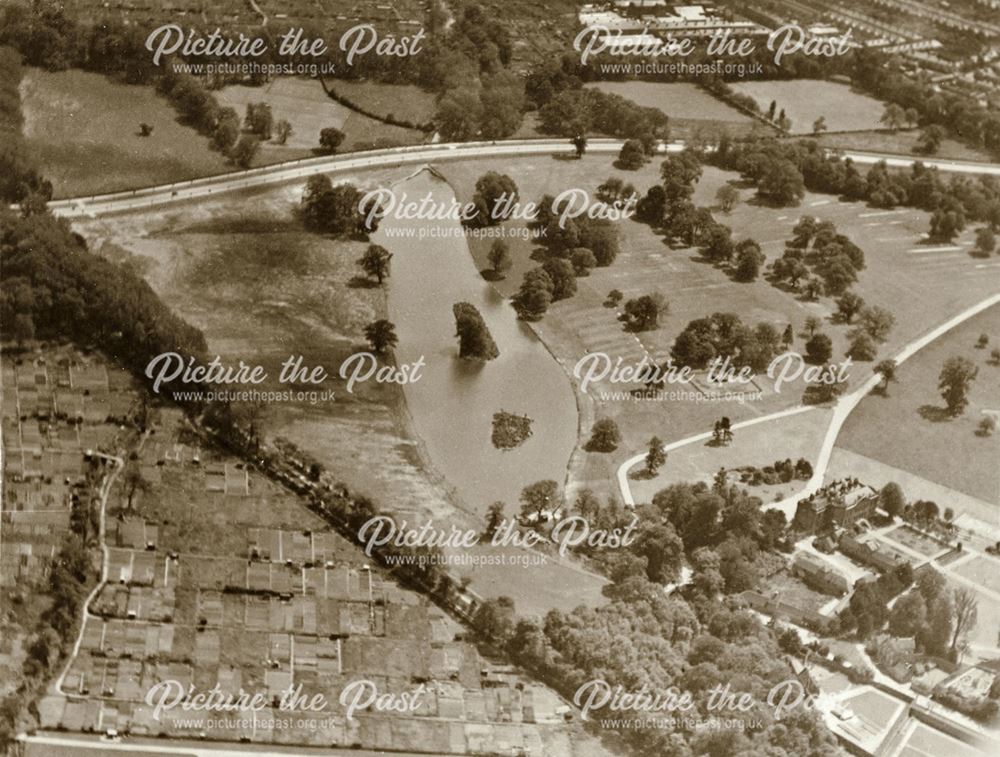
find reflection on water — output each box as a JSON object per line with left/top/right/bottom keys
{"left": 376, "top": 170, "right": 578, "bottom": 515}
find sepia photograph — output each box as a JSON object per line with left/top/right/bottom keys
{"left": 1, "top": 1, "right": 999, "bottom": 756}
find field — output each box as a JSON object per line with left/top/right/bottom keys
{"left": 837, "top": 303, "right": 1000, "bottom": 506}
{"left": 20, "top": 69, "right": 231, "bottom": 198}
{"left": 814, "top": 129, "right": 995, "bottom": 163}
{"left": 439, "top": 150, "right": 1000, "bottom": 505}
{"left": 215, "top": 77, "right": 427, "bottom": 153}
{"left": 583, "top": 81, "right": 769, "bottom": 140}
{"left": 729, "top": 79, "right": 886, "bottom": 134}
{"left": 331, "top": 80, "right": 437, "bottom": 126}
{"left": 627, "top": 406, "right": 832, "bottom": 505}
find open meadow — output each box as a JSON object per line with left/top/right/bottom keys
{"left": 837, "top": 303, "right": 1000, "bottom": 506}
{"left": 215, "top": 77, "right": 428, "bottom": 154}
{"left": 20, "top": 68, "right": 231, "bottom": 198}
{"left": 729, "top": 79, "right": 886, "bottom": 134}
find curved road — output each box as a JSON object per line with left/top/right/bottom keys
{"left": 617, "top": 293, "right": 1000, "bottom": 510}
{"left": 43, "top": 138, "right": 1000, "bottom": 219}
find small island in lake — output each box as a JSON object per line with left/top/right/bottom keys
{"left": 492, "top": 410, "right": 533, "bottom": 449}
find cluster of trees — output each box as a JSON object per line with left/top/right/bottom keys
{"left": 510, "top": 189, "right": 622, "bottom": 321}
{"left": 1, "top": 206, "right": 208, "bottom": 393}
{"left": 430, "top": 5, "right": 524, "bottom": 141}
{"left": 473, "top": 474, "right": 837, "bottom": 755}
{"left": 465, "top": 172, "right": 519, "bottom": 228}
{"left": 299, "top": 175, "right": 373, "bottom": 236}
{"left": 669, "top": 312, "right": 784, "bottom": 371}
{"left": 536, "top": 86, "right": 670, "bottom": 144}
{"left": 156, "top": 68, "right": 260, "bottom": 167}
{"left": 634, "top": 152, "right": 767, "bottom": 282}
{"left": 712, "top": 138, "right": 1000, "bottom": 241}
{"left": 770, "top": 216, "right": 866, "bottom": 300}
{"left": 0, "top": 47, "right": 52, "bottom": 204}
{"left": 453, "top": 302, "right": 498, "bottom": 360}
{"left": 852, "top": 48, "right": 1000, "bottom": 160}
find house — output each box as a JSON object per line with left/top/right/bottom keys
{"left": 838, "top": 534, "right": 902, "bottom": 573}
{"left": 792, "top": 553, "right": 850, "bottom": 596}
{"left": 793, "top": 479, "right": 878, "bottom": 533}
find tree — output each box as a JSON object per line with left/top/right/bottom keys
{"left": 889, "top": 591, "right": 926, "bottom": 637}
{"left": 453, "top": 302, "right": 499, "bottom": 360}
{"left": 470, "top": 172, "right": 519, "bottom": 227}
{"left": 542, "top": 258, "right": 577, "bottom": 301}
{"left": 803, "top": 316, "right": 822, "bottom": 339}
{"left": 230, "top": 134, "right": 260, "bottom": 168}
{"left": 636, "top": 523, "right": 684, "bottom": 583}
{"left": 858, "top": 305, "right": 895, "bottom": 343}
{"left": 123, "top": 457, "right": 149, "bottom": 511}
{"left": 757, "top": 159, "right": 805, "bottom": 206}
{"left": 939, "top": 357, "right": 978, "bottom": 416}
{"left": 805, "top": 333, "right": 833, "bottom": 364}
{"left": 485, "top": 501, "right": 505, "bottom": 538}
{"left": 519, "top": 480, "right": 559, "bottom": 522}
{"left": 617, "top": 139, "right": 647, "bottom": 170}
{"left": 929, "top": 208, "right": 965, "bottom": 242}
{"left": 979, "top": 417, "right": 996, "bottom": 437}
{"left": 733, "top": 239, "right": 763, "bottom": 282}
{"left": 12, "top": 313, "right": 34, "bottom": 349}
{"left": 812, "top": 116, "right": 827, "bottom": 134}
{"left": 847, "top": 332, "right": 877, "bottom": 361}
{"left": 571, "top": 247, "right": 596, "bottom": 276}
{"left": 702, "top": 224, "right": 734, "bottom": 263}
{"left": 916, "top": 125, "right": 945, "bottom": 155}
{"left": 318, "top": 127, "right": 345, "bottom": 154}
{"left": 275, "top": 119, "right": 293, "bottom": 145}
{"left": 212, "top": 107, "right": 240, "bottom": 152}
{"left": 487, "top": 239, "right": 512, "bottom": 276}
{"left": 512, "top": 268, "right": 553, "bottom": 321}
{"left": 244, "top": 102, "right": 273, "bottom": 139}
{"left": 645, "top": 436, "right": 665, "bottom": 475}
{"left": 879, "top": 482, "right": 906, "bottom": 518}
{"left": 880, "top": 103, "right": 906, "bottom": 132}
{"left": 588, "top": 418, "right": 621, "bottom": 452}
{"left": 836, "top": 292, "right": 865, "bottom": 323}
{"left": 716, "top": 184, "right": 739, "bottom": 213}
{"left": 360, "top": 244, "right": 392, "bottom": 284}
{"left": 975, "top": 226, "right": 996, "bottom": 256}
{"left": 623, "top": 294, "right": 666, "bottom": 331}
{"left": 364, "top": 319, "right": 397, "bottom": 353}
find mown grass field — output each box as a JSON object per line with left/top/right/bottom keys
{"left": 440, "top": 151, "right": 1000, "bottom": 504}
{"left": 20, "top": 68, "right": 230, "bottom": 198}
{"left": 838, "top": 303, "right": 1000, "bottom": 505}
{"left": 216, "top": 77, "right": 428, "bottom": 153}
{"left": 730, "top": 79, "right": 886, "bottom": 134}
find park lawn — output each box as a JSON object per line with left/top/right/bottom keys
{"left": 627, "top": 405, "right": 832, "bottom": 505}
{"left": 440, "top": 152, "right": 1000, "bottom": 504}
{"left": 837, "top": 303, "right": 1000, "bottom": 505}
{"left": 730, "top": 79, "right": 886, "bottom": 134}
{"left": 20, "top": 68, "right": 231, "bottom": 198}
{"left": 216, "top": 76, "right": 428, "bottom": 153}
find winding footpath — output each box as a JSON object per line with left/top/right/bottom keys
{"left": 617, "top": 293, "right": 1000, "bottom": 510}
